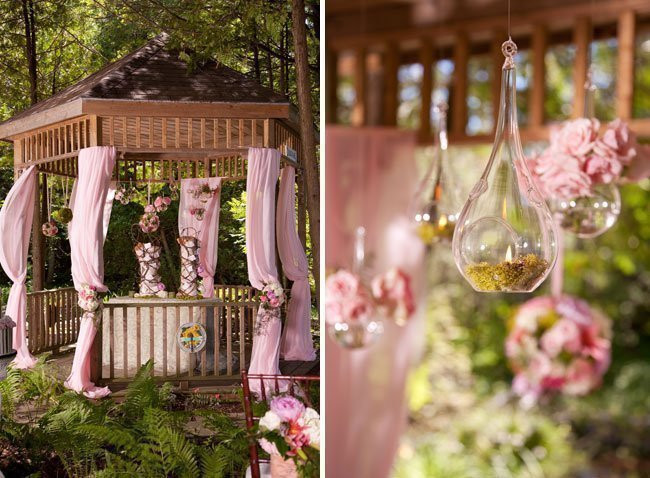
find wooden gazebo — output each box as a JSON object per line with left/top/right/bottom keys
{"left": 0, "top": 33, "right": 307, "bottom": 387}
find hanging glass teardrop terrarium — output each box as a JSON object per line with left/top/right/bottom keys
{"left": 410, "top": 102, "right": 463, "bottom": 245}
{"left": 548, "top": 71, "right": 621, "bottom": 238}
{"left": 452, "top": 39, "right": 558, "bottom": 292}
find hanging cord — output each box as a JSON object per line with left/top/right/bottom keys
{"left": 507, "top": 0, "right": 511, "bottom": 40}
{"left": 46, "top": 175, "right": 52, "bottom": 221}
{"left": 64, "top": 177, "right": 69, "bottom": 207}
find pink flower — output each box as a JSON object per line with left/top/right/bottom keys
{"left": 371, "top": 268, "right": 415, "bottom": 323}
{"left": 563, "top": 358, "right": 600, "bottom": 395}
{"left": 326, "top": 270, "right": 360, "bottom": 301}
{"left": 540, "top": 318, "right": 582, "bottom": 357}
{"left": 260, "top": 295, "right": 268, "bottom": 302}
{"left": 157, "top": 283, "right": 166, "bottom": 291}
{"left": 270, "top": 298, "right": 280, "bottom": 307}
{"left": 531, "top": 151, "right": 593, "bottom": 200}
{"left": 553, "top": 118, "right": 599, "bottom": 159}
{"left": 144, "top": 204, "right": 156, "bottom": 213}
{"left": 342, "top": 296, "right": 373, "bottom": 322}
{"left": 583, "top": 151, "right": 622, "bottom": 184}
{"left": 601, "top": 119, "right": 638, "bottom": 165}
{"left": 163, "top": 196, "right": 172, "bottom": 205}
{"left": 270, "top": 395, "right": 305, "bottom": 423}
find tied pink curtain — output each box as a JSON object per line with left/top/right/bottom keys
{"left": 64, "top": 146, "right": 116, "bottom": 399}
{"left": 277, "top": 166, "right": 315, "bottom": 361}
{"left": 0, "top": 166, "right": 38, "bottom": 369}
{"left": 326, "top": 127, "right": 424, "bottom": 478}
{"left": 178, "top": 177, "right": 222, "bottom": 297}
{"left": 246, "top": 148, "right": 282, "bottom": 391}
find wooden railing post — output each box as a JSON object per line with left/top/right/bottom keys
{"left": 451, "top": 31, "right": 469, "bottom": 137}
{"left": 616, "top": 9, "right": 636, "bottom": 120}
{"left": 352, "top": 47, "right": 367, "bottom": 127}
{"left": 530, "top": 24, "right": 547, "bottom": 129}
{"left": 90, "top": 306, "right": 103, "bottom": 384}
{"left": 572, "top": 16, "right": 592, "bottom": 119}
{"left": 418, "top": 38, "right": 434, "bottom": 142}
{"left": 382, "top": 42, "right": 399, "bottom": 126}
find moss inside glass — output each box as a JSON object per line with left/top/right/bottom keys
{"left": 417, "top": 217, "right": 457, "bottom": 245}
{"left": 465, "top": 253, "right": 549, "bottom": 292}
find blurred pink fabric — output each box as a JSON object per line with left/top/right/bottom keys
{"left": 0, "top": 166, "right": 38, "bottom": 369}
{"left": 246, "top": 148, "right": 282, "bottom": 392}
{"left": 179, "top": 177, "right": 222, "bottom": 297}
{"left": 65, "top": 146, "right": 115, "bottom": 398}
{"left": 325, "top": 127, "right": 425, "bottom": 478}
{"left": 277, "top": 167, "right": 316, "bottom": 361}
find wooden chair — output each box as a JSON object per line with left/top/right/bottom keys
{"left": 241, "top": 371, "right": 320, "bottom": 478}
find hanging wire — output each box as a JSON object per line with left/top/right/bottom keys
{"left": 507, "top": 0, "right": 511, "bottom": 40}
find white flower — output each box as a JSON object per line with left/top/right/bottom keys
{"left": 300, "top": 408, "right": 320, "bottom": 449}
{"left": 259, "top": 410, "right": 282, "bottom": 431}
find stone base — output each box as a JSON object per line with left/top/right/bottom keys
{"left": 0, "top": 351, "right": 16, "bottom": 381}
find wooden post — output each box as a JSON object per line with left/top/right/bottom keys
{"left": 616, "top": 9, "right": 636, "bottom": 120}
{"left": 572, "top": 16, "right": 591, "bottom": 119}
{"left": 326, "top": 48, "right": 339, "bottom": 124}
{"left": 382, "top": 42, "right": 399, "bottom": 126}
{"left": 419, "top": 38, "right": 434, "bottom": 142}
{"left": 31, "top": 173, "right": 44, "bottom": 291}
{"left": 530, "top": 25, "right": 547, "bottom": 128}
{"left": 491, "top": 28, "right": 506, "bottom": 130}
{"left": 351, "top": 47, "right": 367, "bottom": 127}
{"left": 90, "top": 308, "right": 103, "bottom": 384}
{"left": 451, "top": 31, "right": 469, "bottom": 136}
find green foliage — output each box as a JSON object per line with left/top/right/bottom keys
{"left": 0, "top": 360, "right": 250, "bottom": 477}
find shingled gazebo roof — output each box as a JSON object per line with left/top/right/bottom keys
{"left": 0, "top": 33, "right": 292, "bottom": 140}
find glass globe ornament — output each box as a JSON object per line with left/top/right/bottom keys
{"left": 452, "top": 39, "right": 558, "bottom": 293}
{"left": 410, "top": 102, "right": 462, "bottom": 245}
{"left": 326, "top": 227, "right": 385, "bottom": 349}
{"left": 550, "top": 182, "right": 621, "bottom": 238}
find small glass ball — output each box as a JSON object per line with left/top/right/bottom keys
{"left": 550, "top": 183, "right": 621, "bottom": 238}
{"left": 327, "top": 317, "right": 384, "bottom": 349}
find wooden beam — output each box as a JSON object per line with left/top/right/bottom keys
{"left": 0, "top": 99, "right": 84, "bottom": 141}
{"left": 491, "top": 29, "right": 507, "bottom": 131}
{"left": 451, "top": 32, "right": 469, "bottom": 136}
{"left": 351, "top": 47, "right": 367, "bottom": 126}
{"left": 572, "top": 16, "right": 592, "bottom": 119}
{"left": 82, "top": 99, "right": 290, "bottom": 119}
{"left": 419, "top": 38, "right": 434, "bottom": 141}
{"left": 325, "top": 48, "right": 339, "bottom": 124}
{"left": 616, "top": 9, "right": 636, "bottom": 120}
{"left": 382, "top": 42, "right": 399, "bottom": 126}
{"left": 530, "top": 25, "right": 547, "bottom": 127}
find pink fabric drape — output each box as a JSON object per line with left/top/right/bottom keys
{"left": 325, "top": 127, "right": 424, "bottom": 478}
{"left": 0, "top": 166, "right": 38, "bottom": 369}
{"left": 277, "top": 167, "right": 315, "bottom": 361}
{"left": 178, "top": 177, "right": 222, "bottom": 297}
{"left": 65, "top": 146, "right": 116, "bottom": 398}
{"left": 551, "top": 226, "right": 565, "bottom": 298}
{"left": 246, "top": 148, "right": 282, "bottom": 389}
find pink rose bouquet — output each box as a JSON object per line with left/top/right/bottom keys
{"left": 78, "top": 284, "right": 100, "bottom": 312}
{"left": 258, "top": 395, "right": 320, "bottom": 472}
{"left": 325, "top": 270, "right": 374, "bottom": 325}
{"left": 153, "top": 195, "right": 172, "bottom": 212}
{"left": 506, "top": 295, "right": 611, "bottom": 404}
{"left": 528, "top": 118, "right": 650, "bottom": 200}
{"left": 260, "top": 281, "right": 285, "bottom": 310}
{"left": 41, "top": 220, "right": 58, "bottom": 237}
{"left": 139, "top": 209, "right": 160, "bottom": 233}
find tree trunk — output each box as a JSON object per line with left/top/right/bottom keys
{"left": 267, "top": 42, "right": 274, "bottom": 90}
{"left": 252, "top": 23, "right": 261, "bottom": 83}
{"left": 22, "top": 0, "right": 37, "bottom": 105}
{"left": 279, "top": 24, "right": 287, "bottom": 95}
{"left": 291, "top": 0, "right": 320, "bottom": 303}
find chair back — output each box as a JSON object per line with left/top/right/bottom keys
{"left": 241, "top": 371, "right": 320, "bottom": 478}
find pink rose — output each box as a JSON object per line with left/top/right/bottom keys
{"left": 326, "top": 270, "right": 360, "bottom": 302}
{"left": 342, "top": 295, "right": 373, "bottom": 322}
{"left": 600, "top": 119, "right": 638, "bottom": 165}
{"left": 583, "top": 151, "right": 622, "bottom": 184}
{"left": 163, "top": 197, "right": 172, "bottom": 205}
{"left": 371, "top": 268, "right": 415, "bottom": 322}
{"left": 144, "top": 204, "right": 156, "bottom": 213}
{"left": 531, "top": 151, "right": 592, "bottom": 200}
{"left": 157, "top": 283, "right": 166, "bottom": 291}
{"left": 270, "top": 395, "right": 305, "bottom": 423}
{"left": 553, "top": 118, "right": 599, "bottom": 159}
{"left": 540, "top": 318, "right": 582, "bottom": 357}
{"left": 260, "top": 295, "right": 268, "bottom": 302}
{"left": 563, "top": 358, "right": 599, "bottom": 395}
{"left": 270, "top": 298, "right": 280, "bottom": 307}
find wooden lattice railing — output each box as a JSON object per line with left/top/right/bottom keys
{"left": 26, "top": 287, "right": 81, "bottom": 354}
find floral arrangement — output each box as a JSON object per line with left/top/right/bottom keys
{"left": 506, "top": 295, "right": 611, "bottom": 404}
{"left": 258, "top": 395, "right": 320, "bottom": 475}
{"left": 153, "top": 195, "right": 172, "bottom": 212}
{"left": 41, "top": 220, "right": 58, "bottom": 237}
{"left": 325, "top": 268, "right": 415, "bottom": 327}
{"left": 260, "top": 281, "right": 286, "bottom": 310}
{"left": 52, "top": 207, "right": 73, "bottom": 224}
{"left": 139, "top": 205, "right": 160, "bottom": 233}
{"left": 114, "top": 185, "right": 134, "bottom": 205}
{"left": 78, "top": 284, "right": 101, "bottom": 312}
{"left": 189, "top": 206, "right": 205, "bottom": 221}
{"left": 528, "top": 118, "right": 650, "bottom": 200}
{"left": 190, "top": 182, "right": 220, "bottom": 203}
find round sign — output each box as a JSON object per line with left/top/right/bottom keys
{"left": 176, "top": 322, "right": 207, "bottom": 353}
